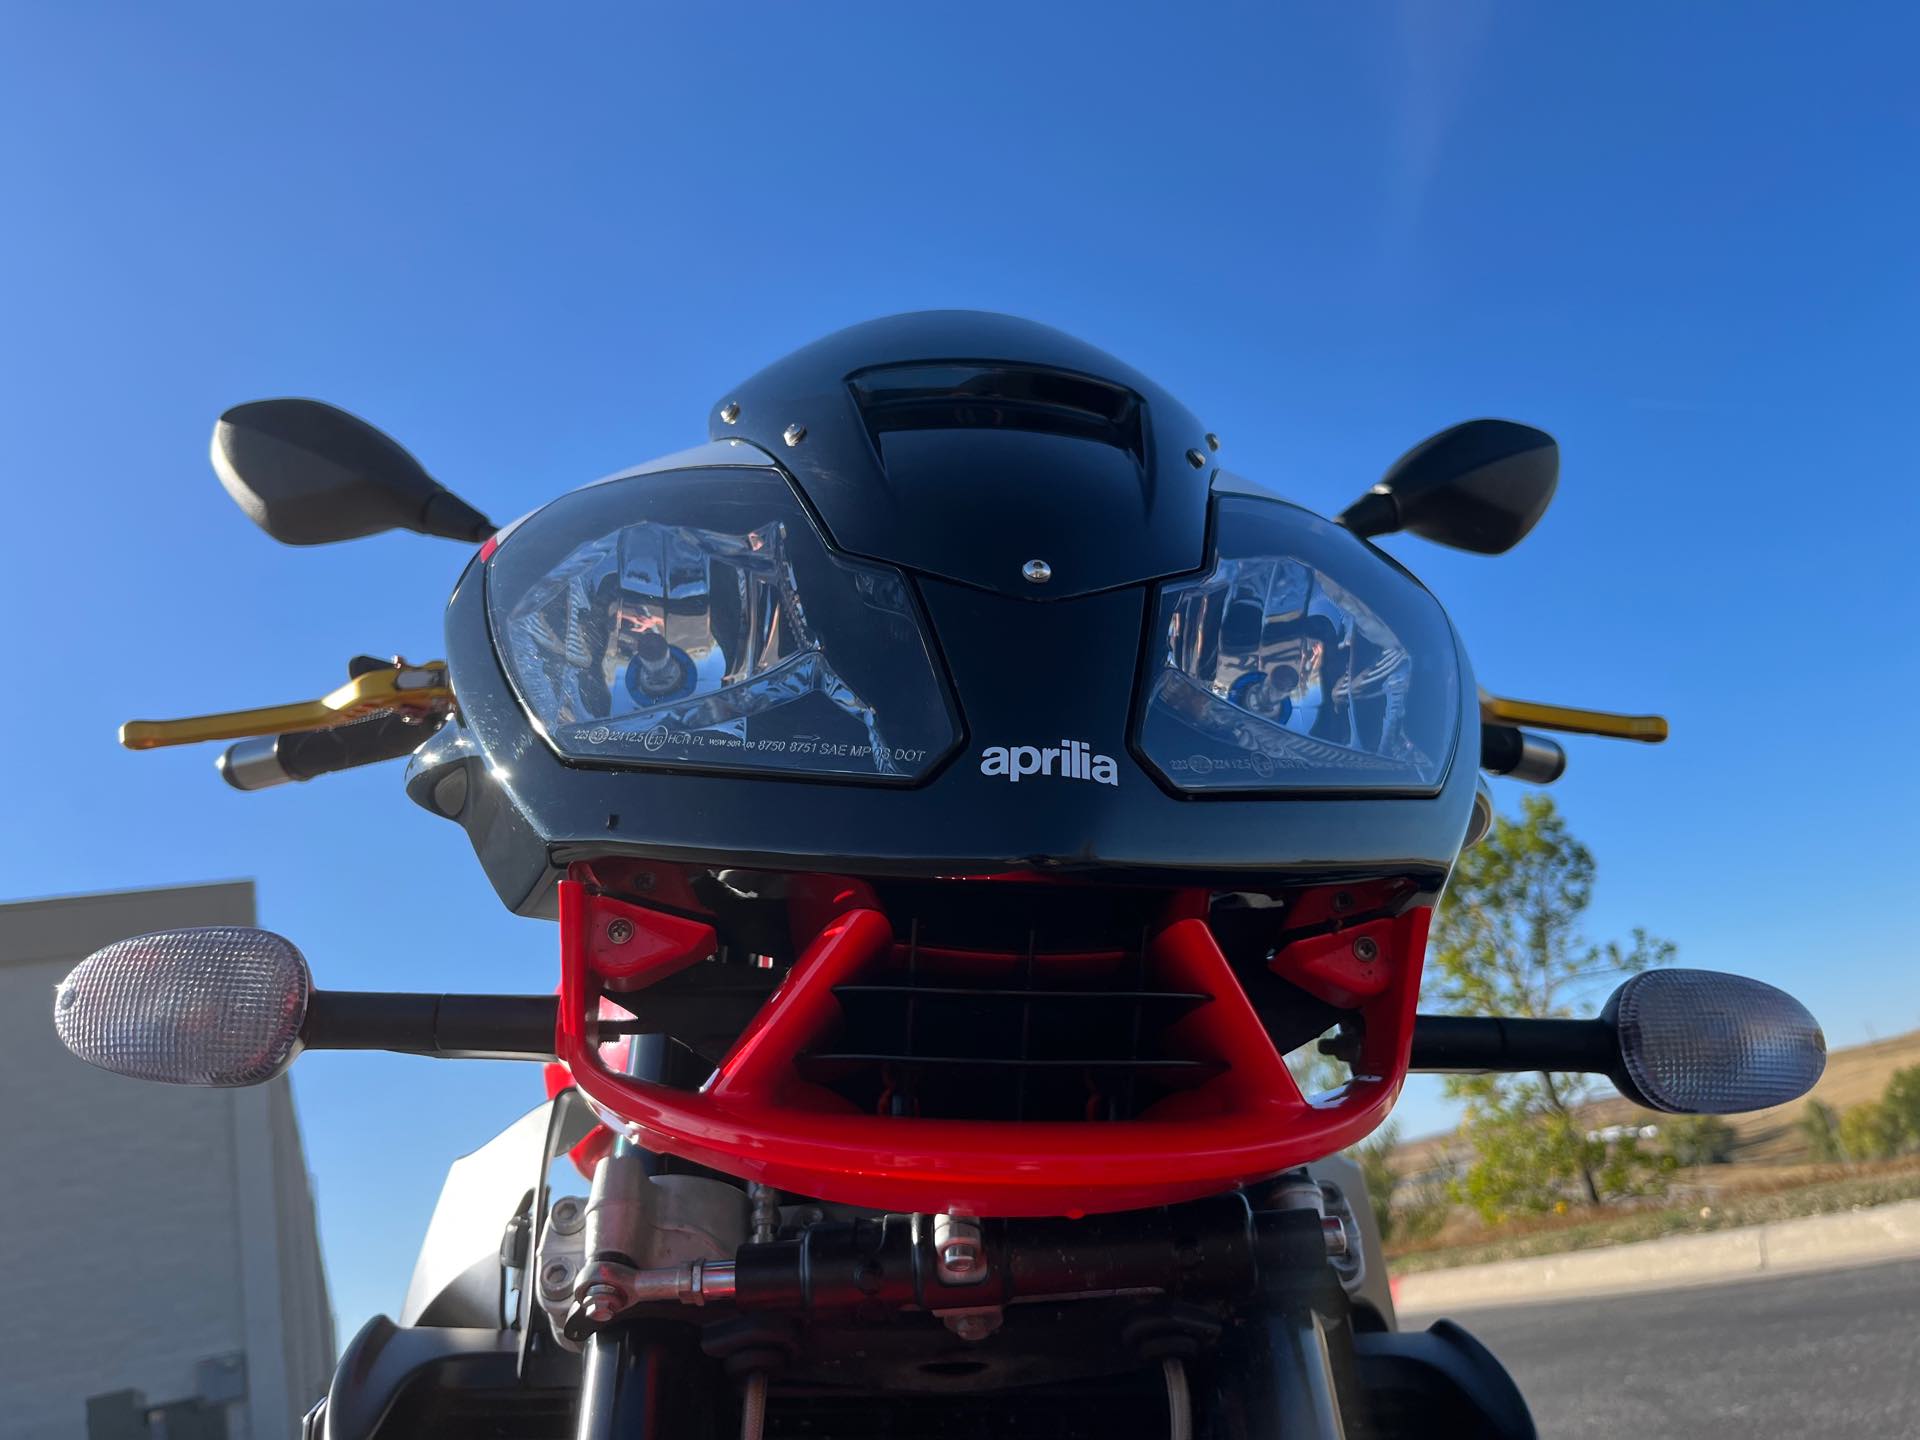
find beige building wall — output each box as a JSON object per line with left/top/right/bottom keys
{"left": 0, "top": 882, "right": 334, "bottom": 1440}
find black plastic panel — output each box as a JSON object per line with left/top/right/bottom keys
{"left": 432, "top": 529, "right": 1481, "bottom": 915}
{"left": 709, "top": 312, "right": 1218, "bottom": 600}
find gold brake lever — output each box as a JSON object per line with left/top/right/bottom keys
{"left": 1479, "top": 689, "right": 1668, "bottom": 743}
{"left": 120, "top": 662, "right": 454, "bottom": 750}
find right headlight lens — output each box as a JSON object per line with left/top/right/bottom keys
{"left": 1137, "top": 495, "right": 1461, "bottom": 792}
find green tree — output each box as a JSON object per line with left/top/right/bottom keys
{"left": 1662, "top": 1115, "right": 1738, "bottom": 1167}
{"left": 1838, "top": 1101, "right": 1902, "bottom": 1163}
{"left": 1428, "top": 794, "right": 1674, "bottom": 1213}
{"left": 1353, "top": 1121, "right": 1401, "bottom": 1236}
{"left": 1349, "top": 1121, "right": 1448, "bottom": 1245}
{"left": 1882, "top": 1065, "right": 1920, "bottom": 1152}
{"left": 1798, "top": 1099, "right": 1844, "bottom": 1163}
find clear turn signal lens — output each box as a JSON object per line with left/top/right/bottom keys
{"left": 54, "top": 926, "right": 310, "bottom": 1087}
{"left": 1609, "top": 968, "right": 1826, "bottom": 1114}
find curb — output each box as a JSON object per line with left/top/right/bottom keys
{"left": 1393, "top": 1197, "right": 1920, "bottom": 1315}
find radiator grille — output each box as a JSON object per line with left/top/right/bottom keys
{"left": 796, "top": 922, "right": 1222, "bottom": 1122}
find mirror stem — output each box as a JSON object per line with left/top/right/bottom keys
{"left": 420, "top": 488, "right": 496, "bottom": 543}
{"left": 1334, "top": 490, "right": 1399, "bottom": 540}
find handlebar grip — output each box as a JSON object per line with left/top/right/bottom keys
{"left": 1480, "top": 724, "right": 1567, "bottom": 784}
{"left": 217, "top": 711, "right": 443, "bottom": 791}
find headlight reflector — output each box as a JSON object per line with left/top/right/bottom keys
{"left": 1138, "top": 496, "right": 1460, "bottom": 791}
{"left": 487, "top": 466, "right": 959, "bottom": 781}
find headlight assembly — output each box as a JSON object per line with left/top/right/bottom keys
{"left": 486, "top": 466, "right": 960, "bottom": 781}
{"left": 1137, "top": 495, "right": 1461, "bottom": 792}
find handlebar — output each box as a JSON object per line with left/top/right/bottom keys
{"left": 217, "top": 710, "right": 445, "bottom": 791}
{"left": 1479, "top": 725, "right": 1567, "bottom": 784}
{"left": 1476, "top": 692, "right": 1667, "bottom": 786}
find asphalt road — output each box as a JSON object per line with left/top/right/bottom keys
{"left": 1411, "top": 1257, "right": 1920, "bottom": 1438}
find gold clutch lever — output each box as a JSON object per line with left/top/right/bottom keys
{"left": 1479, "top": 689, "right": 1669, "bottom": 743}
{"left": 120, "top": 662, "right": 454, "bottom": 750}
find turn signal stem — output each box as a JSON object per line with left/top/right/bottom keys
{"left": 301, "top": 991, "right": 559, "bottom": 1061}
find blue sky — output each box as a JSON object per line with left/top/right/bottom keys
{"left": 3, "top": 6, "right": 1915, "bottom": 1345}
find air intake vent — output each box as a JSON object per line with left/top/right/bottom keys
{"left": 849, "top": 363, "right": 1145, "bottom": 463}
{"left": 796, "top": 924, "right": 1220, "bottom": 1122}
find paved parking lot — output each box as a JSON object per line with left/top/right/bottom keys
{"left": 1411, "top": 1257, "right": 1920, "bottom": 1437}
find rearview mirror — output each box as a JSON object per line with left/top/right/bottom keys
{"left": 211, "top": 398, "right": 494, "bottom": 545}
{"left": 1338, "top": 419, "right": 1558, "bottom": 554}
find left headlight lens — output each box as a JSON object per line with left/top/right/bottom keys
{"left": 1137, "top": 495, "right": 1461, "bottom": 792}
{"left": 486, "top": 465, "right": 959, "bottom": 781}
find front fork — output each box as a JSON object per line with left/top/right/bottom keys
{"left": 553, "top": 1032, "right": 1363, "bottom": 1440}
{"left": 552, "top": 1169, "right": 1365, "bottom": 1440}
{"left": 573, "top": 1036, "right": 729, "bottom": 1440}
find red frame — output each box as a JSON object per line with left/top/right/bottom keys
{"left": 553, "top": 875, "right": 1429, "bottom": 1217}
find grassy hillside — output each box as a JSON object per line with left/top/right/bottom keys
{"left": 1379, "top": 1026, "right": 1920, "bottom": 1268}
{"left": 1392, "top": 1026, "right": 1920, "bottom": 1176}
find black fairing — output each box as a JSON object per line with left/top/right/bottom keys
{"left": 421, "top": 514, "right": 1478, "bottom": 915}
{"left": 709, "top": 311, "right": 1216, "bottom": 600}
{"left": 413, "top": 313, "right": 1480, "bottom": 915}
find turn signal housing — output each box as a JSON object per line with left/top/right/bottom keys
{"left": 54, "top": 926, "right": 310, "bottom": 1086}
{"left": 1606, "top": 969, "right": 1825, "bottom": 1114}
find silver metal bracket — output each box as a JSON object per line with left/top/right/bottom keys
{"left": 931, "top": 1211, "right": 988, "bottom": 1285}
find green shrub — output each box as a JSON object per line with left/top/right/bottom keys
{"left": 1839, "top": 1101, "right": 1903, "bottom": 1162}
{"left": 1883, "top": 1065, "right": 1920, "bottom": 1152}
{"left": 1351, "top": 1121, "right": 1451, "bottom": 1244}
{"left": 1799, "top": 1099, "right": 1843, "bottom": 1163}
{"left": 1663, "top": 1114, "right": 1738, "bottom": 1167}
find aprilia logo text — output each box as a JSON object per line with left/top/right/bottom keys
{"left": 980, "top": 739, "right": 1119, "bottom": 786}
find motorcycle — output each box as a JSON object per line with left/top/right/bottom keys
{"left": 57, "top": 312, "right": 1826, "bottom": 1439}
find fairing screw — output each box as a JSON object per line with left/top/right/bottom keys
{"left": 720, "top": 401, "right": 741, "bottom": 424}
{"left": 783, "top": 423, "right": 806, "bottom": 447}
{"left": 1205, "top": 433, "right": 1221, "bottom": 451}
{"left": 606, "top": 918, "right": 634, "bottom": 945}
{"left": 1185, "top": 448, "right": 1207, "bottom": 468}
{"left": 1352, "top": 936, "right": 1379, "bottom": 963}
{"left": 539, "top": 1259, "right": 574, "bottom": 1300}
{"left": 942, "top": 1244, "right": 978, "bottom": 1275}
{"left": 1022, "top": 559, "right": 1052, "bottom": 585}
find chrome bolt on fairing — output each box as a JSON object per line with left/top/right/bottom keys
{"left": 1352, "top": 935, "right": 1379, "bottom": 962}
{"left": 783, "top": 423, "right": 806, "bottom": 446}
{"left": 605, "top": 918, "right": 634, "bottom": 945}
{"left": 1022, "top": 558, "right": 1052, "bottom": 584}
{"left": 1186, "top": 448, "right": 1207, "bottom": 468}
{"left": 719, "top": 401, "right": 741, "bottom": 424}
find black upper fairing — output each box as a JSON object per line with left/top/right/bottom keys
{"left": 420, "top": 501, "right": 1480, "bottom": 917}
{"left": 410, "top": 312, "right": 1480, "bottom": 915}
{"left": 709, "top": 312, "right": 1217, "bottom": 600}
